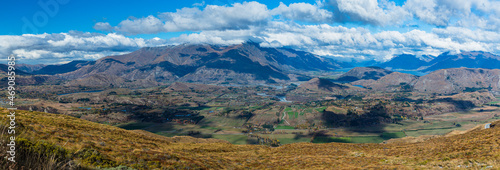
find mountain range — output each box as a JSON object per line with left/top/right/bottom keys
{"left": 12, "top": 43, "right": 500, "bottom": 89}
{"left": 377, "top": 51, "right": 500, "bottom": 73}
{"left": 342, "top": 67, "right": 500, "bottom": 94}
{"left": 20, "top": 42, "right": 346, "bottom": 84}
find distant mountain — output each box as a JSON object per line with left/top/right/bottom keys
{"left": 377, "top": 54, "right": 430, "bottom": 70}
{"left": 16, "top": 63, "right": 46, "bottom": 73}
{"left": 377, "top": 51, "right": 500, "bottom": 73}
{"left": 336, "top": 66, "right": 393, "bottom": 82}
{"left": 0, "top": 64, "right": 31, "bottom": 75}
{"left": 422, "top": 51, "right": 500, "bottom": 72}
{"left": 413, "top": 68, "right": 500, "bottom": 94}
{"left": 0, "top": 64, "right": 63, "bottom": 87}
{"left": 289, "top": 77, "right": 364, "bottom": 101}
{"left": 33, "top": 60, "right": 95, "bottom": 75}
{"left": 60, "top": 42, "right": 344, "bottom": 84}
{"left": 340, "top": 67, "right": 500, "bottom": 94}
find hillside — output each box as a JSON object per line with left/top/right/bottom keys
{"left": 341, "top": 67, "right": 500, "bottom": 94}
{"left": 352, "top": 72, "right": 418, "bottom": 91}
{"left": 0, "top": 64, "right": 31, "bottom": 76}
{"left": 1, "top": 109, "right": 498, "bottom": 169}
{"left": 163, "top": 82, "right": 226, "bottom": 92}
{"left": 58, "top": 42, "right": 342, "bottom": 84}
{"left": 413, "top": 68, "right": 500, "bottom": 94}
{"left": 64, "top": 74, "right": 160, "bottom": 88}
{"left": 423, "top": 51, "right": 500, "bottom": 72}
{"left": 297, "top": 78, "right": 350, "bottom": 92}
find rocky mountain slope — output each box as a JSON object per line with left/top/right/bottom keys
{"left": 413, "top": 68, "right": 500, "bottom": 94}
{"left": 423, "top": 51, "right": 500, "bottom": 72}
{"left": 57, "top": 42, "right": 342, "bottom": 84}
{"left": 377, "top": 54, "right": 431, "bottom": 70}
{"left": 351, "top": 72, "right": 418, "bottom": 91}
{"left": 297, "top": 78, "right": 352, "bottom": 92}
{"left": 33, "top": 60, "right": 95, "bottom": 75}
{"left": 341, "top": 67, "right": 500, "bottom": 94}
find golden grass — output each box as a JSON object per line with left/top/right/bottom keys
{"left": 1, "top": 108, "right": 499, "bottom": 169}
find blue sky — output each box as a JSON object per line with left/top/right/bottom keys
{"left": 1, "top": 0, "right": 500, "bottom": 64}
{"left": 0, "top": 0, "right": 307, "bottom": 35}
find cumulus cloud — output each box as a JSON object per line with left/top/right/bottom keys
{"left": 0, "top": 31, "right": 166, "bottom": 64}
{"left": 403, "top": 0, "right": 451, "bottom": 26}
{"left": 93, "top": 22, "right": 114, "bottom": 31}
{"left": 170, "top": 21, "right": 500, "bottom": 61}
{"left": 105, "top": 1, "right": 270, "bottom": 35}
{"left": 98, "top": 1, "right": 344, "bottom": 34}
{"left": 89, "top": 0, "right": 500, "bottom": 32}
{"left": 328, "top": 0, "right": 410, "bottom": 25}
{"left": 404, "top": 0, "right": 500, "bottom": 29}
{"left": 8, "top": 0, "right": 500, "bottom": 64}
{"left": 115, "top": 16, "right": 166, "bottom": 34}
{"left": 271, "top": 2, "right": 333, "bottom": 23}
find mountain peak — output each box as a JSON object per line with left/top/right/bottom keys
{"left": 58, "top": 43, "right": 343, "bottom": 84}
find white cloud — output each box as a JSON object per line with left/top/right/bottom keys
{"left": 171, "top": 21, "right": 500, "bottom": 61}
{"left": 5, "top": 0, "right": 500, "bottom": 64}
{"left": 109, "top": 1, "right": 270, "bottom": 35}
{"left": 404, "top": 0, "right": 500, "bottom": 29}
{"left": 0, "top": 32, "right": 167, "bottom": 64}
{"left": 403, "top": 0, "right": 451, "bottom": 26}
{"left": 329, "top": 0, "right": 410, "bottom": 25}
{"left": 271, "top": 2, "right": 333, "bottom": 23}
{"left": 93, "top": 22, "right": 113, "bottom": 31}
{"left": 115, "top": 16, "right": 165, "bottom": 34}
{"left": 433, "top": 26, "right": 500, "bottom": 43}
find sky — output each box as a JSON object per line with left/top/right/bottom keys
{"left": 1, "top": 0, "right": 500, "bottom": 64}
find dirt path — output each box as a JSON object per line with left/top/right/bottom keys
{"left": 282, "top": 110, "right": 290, "bottom": 125}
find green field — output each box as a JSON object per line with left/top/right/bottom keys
{"left": 276, "top": 125, "right": 295, "bottom": 129}
{"left": 315, "top": 106, "right": 327, "bottom": 112}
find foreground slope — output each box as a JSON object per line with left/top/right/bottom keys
{"left": 1, "top": 109, "right": 498, "bottom": 169}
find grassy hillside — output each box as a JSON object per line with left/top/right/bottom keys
{"left": 1, "top": 108, "right": 499, "bottom": 169}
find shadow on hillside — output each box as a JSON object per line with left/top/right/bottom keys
{"left": 321, "top": 105, "right": 390, "bottom": 130}
{"left": 394, "top": 97, "right": 477, "bottom": 110}
{"left": 320, "top": 104, "right": 392, "bottom": 136}
{"left": 432, "top": 98, "right": 475, "bottom": 110}
{"left": 186, "top": 131, "right": 213, "bottom": 138}
{"left": 132, "top": 122, "right": 174, "bottom": 133}
{"left": 236, "top": 111, "right": 255, "bottom": 122}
